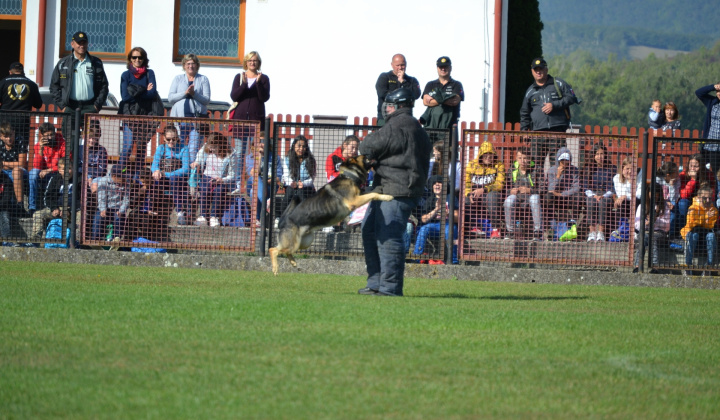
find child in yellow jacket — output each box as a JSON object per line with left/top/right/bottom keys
{"left": 464, "top": 141, "right": 505, "bottom": 237}
{"left": 681, "top": 186, "right": 718, "bottom": 267}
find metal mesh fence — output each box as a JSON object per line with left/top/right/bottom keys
{"left": 459, "top": 129, "right": 637, "bottom": 268}
{"left": 643, "top": 133, "right": 720, "bottom": 274}
{"left": 79, "top": 114, "right": 260, "bottom": 253}
{"left": 0, "top": 110, "right": 76, "bottom": 248}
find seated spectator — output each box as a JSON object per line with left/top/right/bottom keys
{"left": 190, "top": 133, "right": 236, "bottom": 227}
{"left": 613, "top": 157, "right": 636, "bottom": 211}
{"left": 126, "top": 167, "right": 172, "bottom": 242}
{"left": 634, "top": 183, "right": 671, "bottom": 272}
{"left": 93, "top": 165, "right": 131, "bottom": 241}
{"left": 635, "top": 161, "right": 680, "bottom": 235}
{"left": 245, "top": 139, "right": 282, "bottom": 224}
{"left": 80, "top": 120, "right": 108, "bottom": 185}
{"left": 648, "top": 99, "right": 665, "bottom": 129}
{"left": 151, "top": 126, "right": 190, "bottom": 225}
{"left": 545, "top": 147, "right": 581, "bottom": 234}
{"left": 660, "top": 102, "right": 681, "bottom": 133}
{"left": 583, "top": 144, "right": 616, "bottom": 241}
{"left": 678, "top": 154, "right": 715, "bottom": 232}
{"left": 503, "top": 147, "right": 543, "bottom": 240}
{"left": 464, "top": 141, "right": 504, "bottom": 238}
{"left": 0, "top": 171, "right": 13, "bottom": 243}
{"left": 280, "top": 135, "right": 316, "bottom": 216}
{"left": 29, "top": 158, "right": 78, "bottom": 245}
{"left": 413, "top": 175, "right": 459, "bottom": 264}
{"left": 326, "top": 135, "right": 359, "bottom": 182}
{"left": 680, "top": 185, "right": 718, "bottom": 272}
{"left": 429, "top": 140, "right": 462, "bottom": 194}
{"left": 0, "top": 122, "right": 28, "bottom": 217}
{"left": 29, "top": 123, "right": 66, "bottom": 214}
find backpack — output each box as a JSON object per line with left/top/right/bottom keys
{"left": 44, "top": 218, "right": 70, "bottom": 248}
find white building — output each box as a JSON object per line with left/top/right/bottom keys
{"left": 7, "top": 0, "right": 508, "bottom": 124}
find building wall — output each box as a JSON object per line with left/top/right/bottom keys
{"left": 25, "top": 0, "right": 503, "bottom": 124}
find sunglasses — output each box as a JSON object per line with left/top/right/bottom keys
{"left": 131, "top": 56, "right": 143, "bottom": 60}
{"left": 165, "top": 137, "right": 178, "bottom": 142}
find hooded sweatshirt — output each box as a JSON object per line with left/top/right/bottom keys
{"left": 464, "top": 141, "right": 505, "bottom": 197}
{"left": 680, "top": 196, "right": 718, "bottom": 239}
{"left": 546, "top": 147, "right": 580, "bottom": 197}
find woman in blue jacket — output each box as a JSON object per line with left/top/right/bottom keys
{"left": 152, "top": 126, "right": 190, "bottom": 225}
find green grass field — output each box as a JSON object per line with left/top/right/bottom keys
{"left": 1, "top": 261, "right": 719, "bottom": 419}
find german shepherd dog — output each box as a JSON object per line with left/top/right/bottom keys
{"left": 269, "top": 155, "right": 393, "bottom": 275}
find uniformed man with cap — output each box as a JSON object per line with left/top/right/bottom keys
{"left": 420, "top": 56, "right": 464, "bottom": 130}
{"left": 50, "top": 31, "right": 109, "bottom": 136}
{"left": 0, "top": 62, "right": 42, "bottom": 141}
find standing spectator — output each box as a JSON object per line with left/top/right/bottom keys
{"left": 279, "top": 135, "right": 316, "bottom": 216}
{"left": 49, "top": 31, "right": 109, "bottom": 137}
{"left": 0, "top": 62, "right": 42, "bottom": 141}
{"left": 634, "top": 183, "right": 671, "bottom": 272}
{"left": 420, "top": 56, "right": 464, "bottom": 129}
{"left": 678, "top": 154, "right": 715, "bottom": 233}
{"left": 118, "top": 47, "right": 159, "bottom": 172}
{"left": 93, "top": 165, "right": 131, "bottom": 242}
{"left": 520, "top": 57, "right": 579, "bottom": 166}
{"left": 660, "top": 102, "right": 681, "bottom": 133}
{"left": 647, "top": 99, "right": 665, "bottom": 129}
{"left": 29, "top": 123, "right": 66, "bottom": 215}
{"left": 503, "top": 147, "right": 543, "bottom": 240}
{"left": 230, "top": 51, "right": 270, "bottom": 172}
{"left": 325, "top": 135, "right": 359, "bottom": 182}
{"left": 191, "top": 134, "right": 237, "bottom": 227}
{"left": 681, "top": 185, "right": 718, "bottom": 273}
{"left": 696, "top": 83, "right": 720, "bottom": 172}
{"left": 464, "top": 141, "right": 505, "bottom": 238}
{"left": 583, "top": 144, "right": 616, "bottom": 242}
{"left": 0, "top": 122, "right": 28, "bottom": 216}
{"left": 168, "top": 54, "right": 211, "bottom": 161}
{"left": 151, "top": 126, "right": 190, "bottom": 225}
{"left": 375, "top": 54, "right": 421, "bottom": 125}
{"left": 358, "top": 88, "right": 431, "bottom": 297}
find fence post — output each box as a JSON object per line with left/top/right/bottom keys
{"left": 259, "top": 117, "right": 272, "bottom": 257}
{"left": 446, "top": 125, "right": 458, "bottom": 265}
{"left": 69, "top": 108, "right": 81, "bottom": 249}
{"left": 638, "top": 131, "right": 649, "bottom": 272}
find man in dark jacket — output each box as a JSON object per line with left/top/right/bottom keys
{"left": 696, "top": 83, "right": 720, "bottom": 172}
{"left": 0, "top": 62, "right": 43, "bottom": 142}
{"left": 520, "top": 57, "right": 579, "bottom": 166}
{"left": 358, "top": 88, "right": 431, "bottom": 297}
{"left": 49, "top": 31, "right": 109, "bottom": 137}
{"left": 375, "top": 54, "right": 421, "bottom": 125}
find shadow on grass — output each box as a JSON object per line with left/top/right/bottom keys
{"left": 412, "top": 293, "right": 589, "bottom": 300}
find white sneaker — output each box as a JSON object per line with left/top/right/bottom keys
{"left": 596, "top": 231, "right": 606, "bottom": 242}
{"left": 229, "top": 188, "right": 242, "bottom": 196}
{"left": 195, "top": 216, "right": 208, "bottom": 226}
{"left": 322, "top": 226, "right": 334, "bottom": 233}
{"left": 209, "top": 217, "right": 220, "bottom": 227}
{"left": 274, "top": 218, "right": 279, "bottom": 228}
{"left": 587, "top": 231, "right": 597, "bottom": 241}
{"left": 177, "top": 211, "right": 187, "bottom": 225}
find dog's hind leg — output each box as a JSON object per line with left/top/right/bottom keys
{"left": 269, "top": 247, "right": 280, "bottom": 275}
{"left": 287, "top": 253, "right": 297, "bottom": 268}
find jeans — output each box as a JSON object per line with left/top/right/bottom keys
{"left": 179, "top": 123, "right": 201, "bottom": 163}
{"left": 119, "top": 124, "right": 150, "bottom": 171}
{"left": 685, "top": 228, "right": 716, "bottom": 266}
{"left": 28, "top": 168, "right": 41, "bottom": 210}
{"left": 678, "top": 198, "right": 691, "bottom": 234}
{"left": 157, "top": 174, "right": 189, "bottom": 215}
{"left": 504, "top": 193, "right": 542, "bottom": 232}
{"left": 197, "top": 176, "right": 231, "bottom": 219}
{"left": 362, "top": 197, "right": 419, "bottom": 296}
{"left": 634, "top": 230, "right": 667, "bottom": 267}
{"left": 413, "top": 222, "right": 458, "bottom": 264}
{"left": 586, "top": 195, "right": 613, "bottom": 226}
{"left": 92, "top": 209, "right": 124, "bottom": 241}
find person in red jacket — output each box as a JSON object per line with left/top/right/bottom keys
{"left": 677, "top": 153, "right": 715, "bottom": 233}
{"left": 325, "top": 135, "right": 359, "bottom": 182}
{"left": 28, "top": 123, "right": 66, "bottom": 214}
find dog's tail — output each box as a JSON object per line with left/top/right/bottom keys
{"left": 277, "top": 195, "right": 302, "bottom": 229}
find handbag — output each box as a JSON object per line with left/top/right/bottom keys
{"left": 150, "top": 92, "right": 165, "bottom": 116}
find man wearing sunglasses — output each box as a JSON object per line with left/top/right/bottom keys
{"left": 50, "top": 31, "right": 109, "bottom": 136}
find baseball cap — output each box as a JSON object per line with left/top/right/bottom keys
{"left": 436, "top": 56, "right": 452, "bottom": 67}
{"left": 558, "top": 152, "right": 570, "bottom": 161}
{"left": 531, "top": 57, "right": 547, "bottom": 69}
{"left": 9, "top": 62, "right": 23, "bottom": 72}
{"left": 72, "top": 31, "right": 89, "bottom": 43}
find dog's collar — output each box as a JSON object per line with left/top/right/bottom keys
{"left": 339, "top": 169, "right": 363, "bottom": 184}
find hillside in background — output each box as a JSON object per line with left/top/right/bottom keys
{"left": 536, "top": 43, "right": 720, "bottom": 131}
{"left": 539, "top": 0, "right": 720, "bottom": 60}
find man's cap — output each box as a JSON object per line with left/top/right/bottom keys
{"left": 8, "top": 62, "right": 23, "bottom": 72}
{"left": 558, "top": 152, "right": 570, "bottom": 161}
{"left": 72, "top": 31, "right": 89, "bottom": 43}
{"left": 531, "top": 57, "right": 547, "bottom": 69}
{"left": 436, "top": 56, "right": 452, "bottom": 67}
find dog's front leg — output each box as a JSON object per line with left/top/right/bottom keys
{"left": 349, "top": 193, "right": 394, "bottom": 209}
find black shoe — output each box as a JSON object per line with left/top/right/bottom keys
{"left": 358, "top": 287, "right": 379, "bottom": 295}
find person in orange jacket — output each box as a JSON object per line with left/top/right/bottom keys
{"left": 464, "top": 140, "right": 505, "bottom": 237}
{"left": 681, "top": 185, "right": 718, "bottom": 269}
{"left": 28, "top": 123, "right": 66, "bottom": 213}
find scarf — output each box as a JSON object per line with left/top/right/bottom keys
{"left": 130, "top": 66, "right": 147, "bottom": 79}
